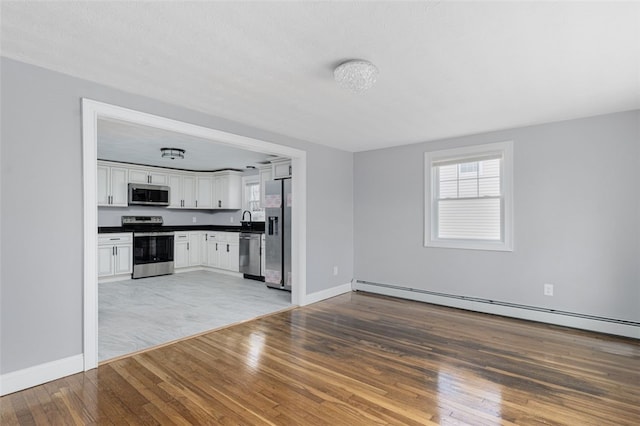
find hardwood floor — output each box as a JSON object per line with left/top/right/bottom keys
{"left": 2, "top": 291, "right": 639, "bottom": 425}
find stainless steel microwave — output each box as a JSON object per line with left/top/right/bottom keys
{"left": 128, "top": 183, "right": 170, "bottom": 206}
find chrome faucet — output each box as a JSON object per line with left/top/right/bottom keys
{"left": 241, "top": 210, "right": 252, "bottom": 223}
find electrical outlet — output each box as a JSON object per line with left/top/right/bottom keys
{"left": 333, "top": 266, "right": 338, "bottom": 276}
{"left": 544, "top": 283, "right": 554, "bottom": 296}
{"left": 192, "top": 217, "right": 197, "bottom": 223}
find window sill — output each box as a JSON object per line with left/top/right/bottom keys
{"left": 425, "top": 239, "right": 513, "bottom": 252}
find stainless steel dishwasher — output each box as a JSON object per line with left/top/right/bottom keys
{"left": 239, "top": 232, "right": 262, "bottom": 277}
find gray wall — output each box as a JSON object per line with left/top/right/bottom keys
{"left": 0, "top": 58, "right": 354, "bottom": 374}
{"left": 98, "top": 206, "right": 243, "bottom": 227}
{"left": 354, "top": 111, "right": 640, "bottom": 323}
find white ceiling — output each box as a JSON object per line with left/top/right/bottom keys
{"left": 2, "top": 1, "right": 639, "bottom": 152}
{"left": 97, "top": 118, "right": 275, "bottom": 171}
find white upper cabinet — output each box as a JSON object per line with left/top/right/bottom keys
{"left": 97, "top": 162, "right": 128, "bottom": 207}
{"left": 259, "top": 165, "right": 272, "bottom": 208}
{"left": 97, "top": 161, "right": 242, "bottom": 211}
{"left": 271, "top": 158, "right": 292, "bottom": 179}
{"left": 168, "top": 174, "right": 183, "bottom": 208}
{"left": 128, "top": 168, "right": 168, "bottom": 185}
{"left": 196, "top": 175, "right": 213, "bottom": 209}
{"left": 182, "top": 175, "right": 197, "bottom": 208}
{"left": 213, "top": 171, "right": 242, "bottom": 209}
{"left": 168, "top": 172, "right": 197, "bottom": 208}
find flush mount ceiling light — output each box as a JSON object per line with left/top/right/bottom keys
{"left": 161, "top": 147, "right": 185, "bottom": 160}
{"left": 334, "top": 60, "right": 379, "bottom": 93}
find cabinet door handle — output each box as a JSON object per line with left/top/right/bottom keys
{"left": 115, "top": 246, "right": 118, "bottom": 256}
{"left": 216, "top": 243, "right": 218, "bottom": 251}
{"left": 196, "top": 200, "right": 198, "bottom": 208}
{"left": 227, "top": 244, "right": 229, "bottom": 252}
{"left": 187, "top": 242, "right": 190, "bottom": 250}
{"left": 205, "top": 234, "right": 208, "bottom": 241}
{"left": 112, "top": 246, "right": 115, "bottom": 256}
{"left": 289, "top": 164, "right": 292, "bottom": 175}
{"left": 218, "top": 200, "right": 222, "bottom": 208}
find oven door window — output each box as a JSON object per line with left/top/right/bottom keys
{"left": 134, "top": 236, "right": 174, "bottom": 264}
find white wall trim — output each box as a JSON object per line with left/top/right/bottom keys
{"left": 302, "top": 282, "right": 353, "bottom": 306}
{"left": 353, "top": 281, "right": 640, "bottom": 339}
{"left": 0, "top": 354, "right": 83, "bottom": 396}
{"left": 82, "top": 99, "right": 308, "bottom": 371}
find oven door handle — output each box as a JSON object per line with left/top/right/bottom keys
{"left": 134, "top": 232, "right": 176, "bottom": 237}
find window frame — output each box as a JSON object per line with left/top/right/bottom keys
{"left": 424, "top": 141, "right": 514, "bottom": 251}
{"left": 241, "top": 175, "right": 264, "bottom": 221}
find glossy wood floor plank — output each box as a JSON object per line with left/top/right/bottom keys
{"left": 1, "top": 292, "right": 639, "bottom": 425}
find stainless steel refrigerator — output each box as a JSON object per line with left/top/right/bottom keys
{"left": 264, "top": 178, "right": 292, "bottom": 291}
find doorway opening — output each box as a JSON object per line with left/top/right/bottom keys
{"left": 82, "top": 99, "right": 307, "bottom": 370}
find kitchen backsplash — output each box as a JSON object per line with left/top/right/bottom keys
{"left": 98, "top": 206, "right": 245, "bottom": 227}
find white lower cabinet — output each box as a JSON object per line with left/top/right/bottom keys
{"left": 174, "top": 233, "right": 189, "bottom": 268}
{"left": 98, "top": 233, "right": 132, "bottom": 279}
{"left": 218, "top": 236, "right": 239, "bottom": 271}
{"left": 208, "top": 240, "right": 222, "bottom": 269}
{"left": 188, "top": 232, "right": 202, "bottom": 265}
{"left": 180, "top": 231, "right": 240, "bottom": 273}
{"left": 174, "top": 232, "right": 203, "bottom": 268}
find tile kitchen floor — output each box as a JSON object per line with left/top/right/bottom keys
{"left": 98, "top": 270, "right": 291, "bottom": 362}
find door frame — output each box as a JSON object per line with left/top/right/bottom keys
{"left": 82, "top": 99, "right": 307, "bottom": 370}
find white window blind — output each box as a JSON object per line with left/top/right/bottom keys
{"left": 435, "top": 157, "right": 502, "bottom": 240}
{"left": 245, "top": 181, "right": 261, "bottom": 213}
{"left": 425, "top": 141, "right": 513, "bottom": 251}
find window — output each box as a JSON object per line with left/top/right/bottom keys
{"left": 242, "top": 177, "right": 264, "bottom": 220}
{"left": 425, "top": 141, "right": 513, "bottom": 251}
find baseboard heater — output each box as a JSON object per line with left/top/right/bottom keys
{"left": 354, "top": 280, "right": 639, "bottom": 328}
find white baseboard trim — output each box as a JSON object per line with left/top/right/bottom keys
{"left": 98, "top": 274, "right": 132, "bottom": 283}
{"left": 0, "top": 354, "right": 84, "bottom": 396}
{"left": 302, "top": 282, "right": 352, "bottom": 306}
{"left": 354, "top": 282, "right": 639, "bottom": 339}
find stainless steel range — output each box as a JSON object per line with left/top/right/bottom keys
{"left": 122, "top": 216, "right": 174, "bottom": 279}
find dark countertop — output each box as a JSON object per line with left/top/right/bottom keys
{"left": 98, "top": 223, "right": 265, "bottom": 234}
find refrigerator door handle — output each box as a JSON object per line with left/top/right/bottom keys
{"left": 268, "top": 216, "right": 279, "bottom": 236}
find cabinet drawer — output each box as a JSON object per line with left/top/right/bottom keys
{"left": 225, "top": 232, "right": 240, "bottom": 243}
{"left": 98, "top": 233, "right": 132, "bottom": 245}
{"left": 175, "top": 232, "right": 189, "bottom": 240}
{"left": 215, "top": 232, "right": 239, "bottom": 243}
